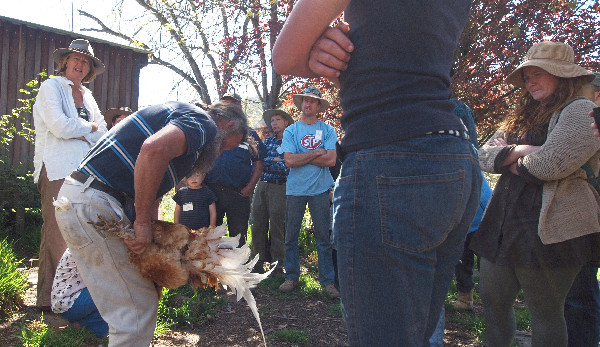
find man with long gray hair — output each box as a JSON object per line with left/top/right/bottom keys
{"left": 55, "top": 101, "right": 247, "bottom": 346}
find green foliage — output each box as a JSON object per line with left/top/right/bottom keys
{"left": 17, "top": 316, "right": 103, "bottom": 347}
{"left": 515, "top": 305, "right": 531, "bottom": 331}
{"left": 159, "top": 188, "right": 176, "bottom": 222}
{"left": 271, "top": 328, "right": 310, "bottom": 346}
{"left": 298, "top": 274, "right": 321, "bottom": 297}
{"left": 0, "top": 238, "right": 28, "bottom": 320}
{"left": 155, "top": 284, "right": 227, "bottom": 335}
{"left": 0, "top": 214, "right": 41, "bottom": 261}
{"left": 0, "top": 71, "right": 43, "bottom": 160}
{"left": 0, "top": 169, "right": 40, "bottom": 230}
{"left": 326, "top": 303, "right": 342, "bottom": 318}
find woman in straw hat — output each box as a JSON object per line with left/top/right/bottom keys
{"left": 32, "top": 38, "right": 107, "bottom": 310}
{"left": 469, "top": 41, "right": 600, "bottom": 346}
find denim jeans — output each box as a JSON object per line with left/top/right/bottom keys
{"left": 564, "top": 264, "right": 600, "bottom": 347}
{"left": 284, "top": 191, "right": 336, "bottom": 286}
{"left": 61, "top": 287, "right": 109, "bottom": 338}
{"left": 333, "top": 135, "right": 481, "bottom": 346}
{"left": 429, "top": 305, "right": 445, "bottom": 347}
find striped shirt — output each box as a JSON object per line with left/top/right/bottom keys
{"left": 77, "top": 101, "right": 217, "bottom": 198}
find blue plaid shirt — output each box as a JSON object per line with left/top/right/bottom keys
{"left": 261, "top": 136, "right": 289, "bottom": 182}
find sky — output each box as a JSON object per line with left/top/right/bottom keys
{"left": 2, "top": 0, "right": 188, "bottom": 108}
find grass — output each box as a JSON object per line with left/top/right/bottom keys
{"left": 156, "top": 284, "right": 227, "bottom": 334}
{"left": 270, "top": 328, "right": 310, "bottom": 345}
{"left": 0, "top": 237, "right": 29, "bottom": 319}
{"left": 18, "top": 314, "right": 106, "bottom": 347}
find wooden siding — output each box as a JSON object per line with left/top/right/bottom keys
{"left": 0, "top": 16, "right": 149, "bottom": 170}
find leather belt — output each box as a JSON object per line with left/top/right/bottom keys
{"left": 70, "top": 171, "right": 126, "bottom": 205}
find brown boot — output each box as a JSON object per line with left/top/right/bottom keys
{"left": 279, "top": 280, "right": 298, "bottom": 293}
{"left": 453, "top": 289, "right": 474, "bottom": 310}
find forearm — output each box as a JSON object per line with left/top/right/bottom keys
{"left": 240, "top": 161, "right": 263, "bottom": 196}
{"left": 174, "top": 205, "right": 181, "bottom": 224}
{"left": 209, "top": 204, "right": 217, "bottom": 227}
{"left": 308, "top": 149, "right": 336, "bottom": 167}
{"left": 272, "top": 0, "right": 349, "bottom": 77}
{"left": 134, "top": 147, "right": 169, "bottom": 224}
{"left": 284, "top": 150, "right": 323, "bottom": 168}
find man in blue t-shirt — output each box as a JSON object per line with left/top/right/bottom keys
{"left": 54, "top": 101, "right": 248, "bottom": 346}
{"left": 279, "top": 86, "right": 339, "bottom": 298}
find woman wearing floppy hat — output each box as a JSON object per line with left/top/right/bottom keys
{"left": 32, "top": 38, "right": 107, "bottom": 310}
{"left": 469, "top": 41, "right": 600, "bottom": 347}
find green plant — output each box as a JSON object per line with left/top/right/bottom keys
{"left": 0, "top": 238, "right": 29, "bottom": 320}
{"left": 155, "top": 284, "right": 227, "bottom": 335}
{"left": 271, "top": 328, "right": 310, "bottom": 345}
{"left": 0, "top": 71, "right": 43, "bottom": 159}
{"left": 17, "top": 315, "right": 102, "bottom": 347}
{"left": 515, "top": 305, "right": 531, "bottom": 331}
{"left": 326, "top": 303, "right": 342, "bottom": 317}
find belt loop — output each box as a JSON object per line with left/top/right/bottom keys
{"left": 80, "top": 174, "right": 94, "bottom": 192}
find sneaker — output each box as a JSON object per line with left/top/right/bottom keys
{"left": 279, "top": 280, "right": 298, "bottom": 293}
{"left": 324, "top": 284, "right": 340, "bottom": 298}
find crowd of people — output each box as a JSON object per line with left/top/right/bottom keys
{"left": 31, "top": 1, "right": 600, "bottom": 343}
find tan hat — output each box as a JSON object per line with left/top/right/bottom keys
{"left": 263, "top": 109, "right": 294, "bottom": 128}
{"left": 104, "top": 107, "right": 134, "bottom": 129}
{"left": 53, "top": 39, "right": 105, "bottom": 75}
{"left": 293, "top": 86, "right": 330, "bottom": 114}
{"left": 505, "top": 41, "right": 595, "bottom": 88}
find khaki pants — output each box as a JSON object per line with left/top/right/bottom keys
{"left": 56, "top": 177, "right": 158, "bottom": 347}
{"left": 36, "top": 165, "right": 67, "bottom": 307}
{"left": 250, "top": 180, "right": 286, "bottom": 268}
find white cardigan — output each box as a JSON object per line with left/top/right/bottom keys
{"left": 32, "top": 76, "right": 107, "bottom": 182}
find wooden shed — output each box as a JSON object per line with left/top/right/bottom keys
{"left": 0, "top": 15, "right": 149, "bottom": 170}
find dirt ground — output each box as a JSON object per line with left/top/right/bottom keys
{"left": 0, "top": 267, "right": 505, "bottom": 347}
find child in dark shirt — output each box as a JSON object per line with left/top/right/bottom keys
{"left": 173, "top": 172, "right": 217, "bottom": 231}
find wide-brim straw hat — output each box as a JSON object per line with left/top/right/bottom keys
{"left": 53, "top": 39, "right": 105, "bottom": 75}
{"left": 104, "top": 106, "right": 134, "bottom": 128}
{"left": 505, "top": 41, "right": 595, "bottom": 88}
{"left": 263, "top": 109, "right": 294, "bottom": 128}
{"left": 292, "top": 86, "right": 330, "bottom": 114}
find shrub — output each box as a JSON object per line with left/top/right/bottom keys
{"left": 0, "top": 237, "right": 29, "bottom": 320}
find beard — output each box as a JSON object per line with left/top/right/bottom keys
{"left": 188, "top": 128, "right": 227, "bottom": 176}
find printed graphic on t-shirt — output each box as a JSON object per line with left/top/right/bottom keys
{"left": 301, "top": 135, "right": 322, "bottom": 149}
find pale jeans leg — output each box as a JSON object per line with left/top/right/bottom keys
{"left": 56, "top": 178, "right": 158, "bottom": 347}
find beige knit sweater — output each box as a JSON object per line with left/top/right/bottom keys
{"left": 479, "top": 98, "right": 600, "bottom": 244}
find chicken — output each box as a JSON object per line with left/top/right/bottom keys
{"left": 53, "top": 197, "right": 274, "bottom": 345}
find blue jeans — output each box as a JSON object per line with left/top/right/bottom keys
{"left": 429, "top": 305, "right": 445, "bottom": 347}
{"left": 284, "top": 191, "right": 336, "bottom": 286}
{"left": 60, "top": 287, "right": 109, "bottom": 338}
{"left": 565, "top": 264, "right": 600, "bottom": 347}
{"left": 333, "top": 135, "right": 481, "bottom": 346}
